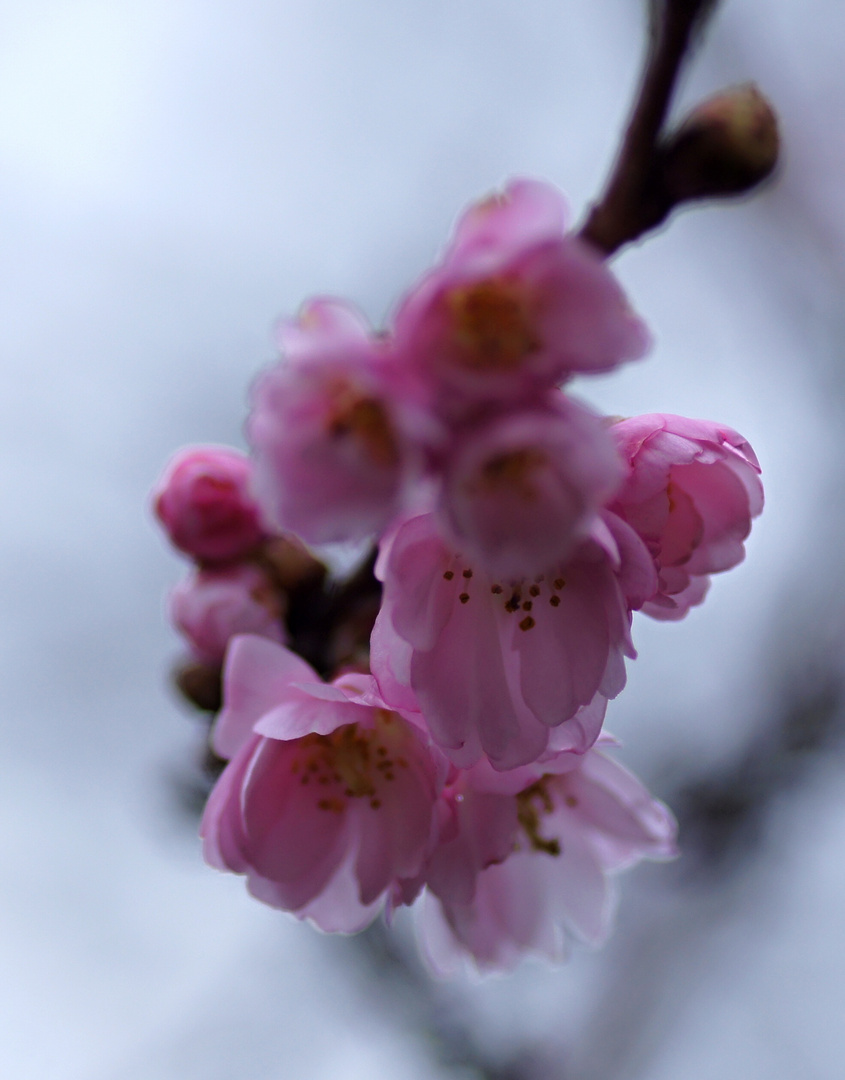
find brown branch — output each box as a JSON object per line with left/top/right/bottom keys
{"left": 579, "top": 0, "right": 720, "bottom": 255}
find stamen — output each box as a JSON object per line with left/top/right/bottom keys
{"left": 325, "top": 386, "right": 399, "bottom": 467}
{"left": 478, "top": 447, "right": 548, "bottom": 499}
{"left": 294, "top": 710, "right": 417, "bottom": 816}
{"left": 448, "top": 278, "right": 540, "bottom": 371}
{"left": 516, "top": 779, "right": 561, "bottom": 856}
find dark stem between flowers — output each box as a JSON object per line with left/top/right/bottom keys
{"left": 285, "top": 546, "right": 381, "bottom": 678}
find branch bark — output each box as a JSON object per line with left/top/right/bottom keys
{"left": 579, "top": 0, "right": 720, "bottom": 255}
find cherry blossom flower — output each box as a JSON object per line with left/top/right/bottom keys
{"left": 149, "top": 149, "right": 769, "bottom": 976}
{"left": 437, "top": 395, "right": 625, "bottom": 579}
{"left": 248, "top": 299, "right": 417, "bottom": 545}
{"left": 153, "top": 446, "right": 266, "bottom": 564}
{"left": 371, "top": 511, "right": 656, "bottom": 771}
{"left": 610, "top": 414, "right": 763, "bottom": 619}
{"left": 201, "top": 635, "right": 446, "bottom": 932}
{"left": 169, "top": 564, "right": 286, "bottom": 664}
{"left": 393, "top": 179, "right": 649, "bottom": 418}
{"left": 417, "top": 739, "right": 677, "bottom": 973}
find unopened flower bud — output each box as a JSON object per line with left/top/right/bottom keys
{"left": 169, "top": 564, "right": 286, "bottom": 664}
{"left": 661, "top": 84, "right": 779, "bottom": 202}
{"left": 153, "top": 446, "right": 266, "bottom": 565}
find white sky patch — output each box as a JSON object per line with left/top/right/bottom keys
{"left": 0, "top": 2, "right": 176, "bottom": 195}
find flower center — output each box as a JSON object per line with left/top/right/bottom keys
{"left": 515, "top": 778, "right": 561, "bottom": 856}
{"left": 447, "top": 278, "right": 539, "bottom": 371}
{"left": 473, "top": 447, "right": 549, "bottom": 501}
{"left": 324, "top": 379, "right": 399, "bottom": 468}
{"left": 291, "top": 710, "right": 409, "bottom": 812}
{"left": 441, "top": 558, "right": 567, "bottom": 631}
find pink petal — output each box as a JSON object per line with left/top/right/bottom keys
{"left": 213, "top": 636, "right": 320, "bottom": 759}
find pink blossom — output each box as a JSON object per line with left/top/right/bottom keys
{"left": 371, "top": 512, "right": 655, "bottom": 771}
{"left": 201, "top": 635, "right": 445, "bottom": 931}
{"left": 169, "top": 564, "right": 286, "bottom": 664}
{"left": 437, "top": 395, "right": 625, "bottom": 579}
{"left": 393, "top": 179, "right": 649, "bottom": 415}
{"left": 248, "top": 299, "right": 416, "bottom": 545}
{"left": 153, "top": 446, "right": 265, "bottom": 564}
{"left": 418, "top": 740, "right": 677, "bottom": 973}
{"left": 610, "top": 414, "right": 763, "bottom": 619}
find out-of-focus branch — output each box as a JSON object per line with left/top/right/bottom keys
{"left": 561, "top": 658, "right": 844, "bottom": 1080}
{"left": 579, "top": 1, "right": 778, "bottom": 255}
{"left": 672, "top": 669, "right": 841, "bottom": 879}
{"left": 348, "top": 920, "right": 546, "bottom": 1080}
{"left": 580, "top": 0, "right": 718, "bottom": 253}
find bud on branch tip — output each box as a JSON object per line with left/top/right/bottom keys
{"left": 661, "top": 84, "right": 779, "bottom": 202}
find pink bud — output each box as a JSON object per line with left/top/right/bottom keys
{"left": 169, "top": 564, "right": 285, "bottom": 664}
{"left": 153, "top": 447, "right": 265, "bottom": 564}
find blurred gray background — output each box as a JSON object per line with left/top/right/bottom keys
{"left": 2, "top": 1, "right": 844, "bottom": 1077}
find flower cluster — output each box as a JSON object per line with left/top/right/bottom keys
{"left": 154, "top": 179, "right": 762, "bottom": 973}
